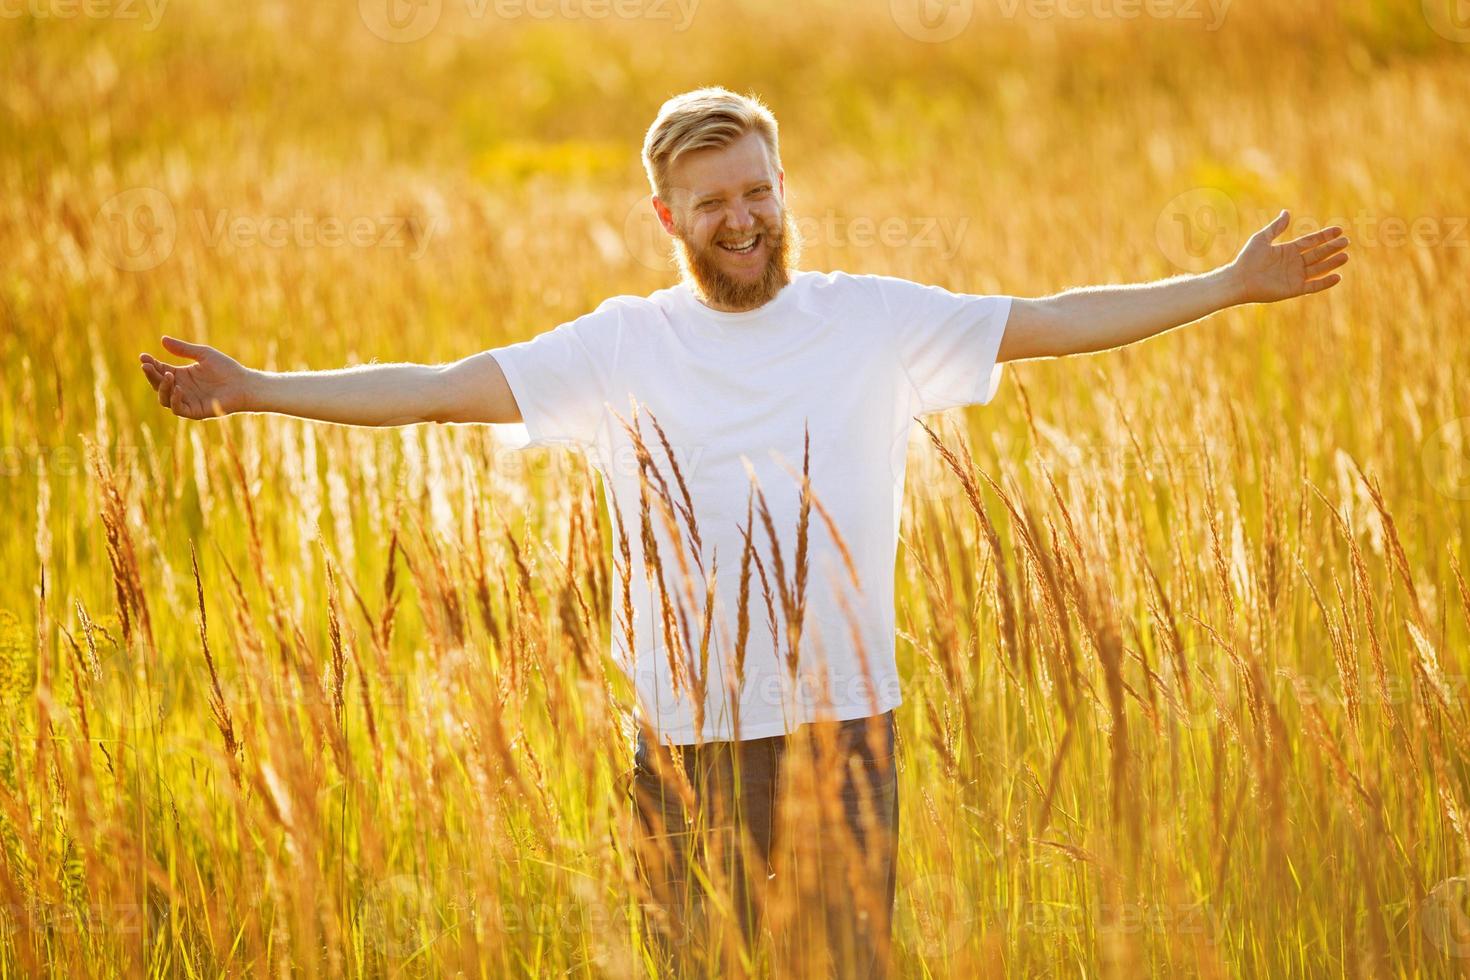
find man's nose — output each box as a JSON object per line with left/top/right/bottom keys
{"left": 723, "top": 204, "right": 757, "bottom": 232}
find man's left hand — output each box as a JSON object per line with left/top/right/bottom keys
{"left": 1227, "top": 209, "right": 1350, "bottom": 304}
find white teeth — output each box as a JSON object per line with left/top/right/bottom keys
{"left": 720, "top": 236, "right": 759, "bottom": 253}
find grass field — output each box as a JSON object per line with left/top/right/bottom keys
{"left": 3, "top": 0, "right": 1470, "bottom": 974}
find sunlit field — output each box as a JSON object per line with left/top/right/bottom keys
{"left": 3, "top": 0, "right": 1469, "bottom": 975}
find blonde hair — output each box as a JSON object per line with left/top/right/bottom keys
{"left": 641, "top": 86, "right": 782, "bottom": 203}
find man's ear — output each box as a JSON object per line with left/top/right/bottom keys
{"left": 777, "top": 169, "right": 784, "bottom": 199}
{"left": 651, "top": 196, "right": 678, "bottom": 236}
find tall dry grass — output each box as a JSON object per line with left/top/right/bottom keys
{"left": 1, "top": 0, "right": 1469, "bottom": 974}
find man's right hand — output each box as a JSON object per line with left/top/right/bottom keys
{"left": 138, "top": 336, "right": 255, "bottom": 419}
{"left": 137, "top": 337, "right": 523, "bottom": 427}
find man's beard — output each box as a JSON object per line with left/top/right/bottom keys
{"left": 671, "top": 205, "right": 801, "bottom": 313}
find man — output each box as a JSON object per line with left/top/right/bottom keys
{"left": 138, "top": 86, "right": 1348, "bottom": 977}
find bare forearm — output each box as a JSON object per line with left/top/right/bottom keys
{"left": 1014, "top": 265, "right": 1245, "bottom": 359}
{"left": 245, "top": 362, "right": 448, "bottom": 426}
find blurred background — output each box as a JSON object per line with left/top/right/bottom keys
{"left": 2, "top": 0, "right": 1469, "bottom": 975}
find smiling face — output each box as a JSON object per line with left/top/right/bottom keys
{"left": 652, "top": 129, "right": 798, "bottom": 313}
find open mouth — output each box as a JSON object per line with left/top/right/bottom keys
{"left": 718, "top": 234, "right": 762, "bottom": 255}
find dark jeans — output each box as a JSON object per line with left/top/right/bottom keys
{"left": 626, "top": 710, "right": 899, "bottom": 978}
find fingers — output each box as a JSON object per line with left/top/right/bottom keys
{"left": 140, "top": 353, "right": 188, "bottom": 402}
{"left": 140, "top": 360, "right": 163, "bottom": 391}
{"left": 1255, "top": 209, "right": 1290, "bottom": 241}
{"left": 142, "top": 361, "right": 209, "bottom": 418}
{"left": 161, "top": 335, "right": 211, "bottom": 361}
{"left": 1307, "top": 251, "right": 1350, "bottom": 278}
{"left": 140, "top": 352, "right": 186, "bottom": 373}
{"left": 1303, "top": 273, "right": 1342, "bottom": 293}
{"left": 1302, "top": 235, "right": 1349, "bottom": 266}
{"left": 142, "top": 360, "right": 207, "bottom": 418}
{"left": 1290, "top": 225, "right": 1344, "bottom": 251}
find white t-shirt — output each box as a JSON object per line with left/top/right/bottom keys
{"left": 490, "top": 268, "right": 1012, "bottom": 745}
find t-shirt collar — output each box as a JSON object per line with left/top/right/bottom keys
{"left": 673, "top": 269, "right": 808, "bottom": 332}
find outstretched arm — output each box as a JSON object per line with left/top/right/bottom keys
{"left": 997, "top": 210, "right": 1350, "bottom": 363}
{"left": 138, "top": 337, "right": 522, "bottom": 426}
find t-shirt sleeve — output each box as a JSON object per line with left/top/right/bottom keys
{"left": 870, "top": 274, "right": 1013, "bottom": 415}
{"left": 485, "top": 301, "right": 620, "bottom": 451}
